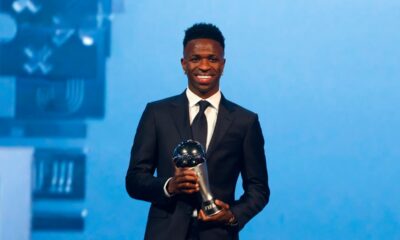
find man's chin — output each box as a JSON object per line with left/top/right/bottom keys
{"left": 189, "top": 82, "right": 218, "bottom": 97}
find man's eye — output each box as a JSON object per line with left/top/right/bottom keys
{"left": 208, "top": 57, "right": 218, "bottom": 62}
{"left": 190, "top": 57, "right": 200, "bottom": 62}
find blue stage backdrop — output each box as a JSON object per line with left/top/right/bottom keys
{"left": 1, "top": 0, "right": 398, "bottom": 239}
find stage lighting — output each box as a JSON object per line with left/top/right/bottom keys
{"left": 0, "top": 0, "right": 116, "bottom": 233}
{"left": 0, "top": 13, "right": 18, "bottom": 42}
{"left": 0, "top": 0, "right": 111, "bottom": 121}
{"left": 12, "top": 0, "right": 41, "bottom": 14}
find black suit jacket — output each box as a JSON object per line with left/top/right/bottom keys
{"left": 126, "top": 92, "right": 269, "bottom": 240}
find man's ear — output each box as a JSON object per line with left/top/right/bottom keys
{"left": 181, "top": 58, "right": 187, "bottom": 73}
{"left": 221, "top": 58, "right": 226, "bottom": 72}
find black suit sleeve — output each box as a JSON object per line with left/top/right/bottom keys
{"left": 230, "top": 115, "right": 270, "bottom": 230}
{"left": 125, "top": 104, "right": 172, "bottom": 206}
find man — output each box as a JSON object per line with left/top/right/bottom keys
{"left": 126, "top": 23, "right": 269, "bottom": 240}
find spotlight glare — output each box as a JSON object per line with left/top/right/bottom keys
{"left": 81, "top": 36, "right": 94, "bottom": 46}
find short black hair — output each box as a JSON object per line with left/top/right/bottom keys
{"left": 183, "top": 23, "right": 225, "bottom": 49}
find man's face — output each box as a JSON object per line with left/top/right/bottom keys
{"left": 181, "top": 38, "right": 225, "bottom": 99}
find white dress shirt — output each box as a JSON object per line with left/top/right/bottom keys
{"left": 186, "top": 88, "right": 221, "bottom": 151}
{"left": 163, "top": 88, "right": 222, "bottom": 199}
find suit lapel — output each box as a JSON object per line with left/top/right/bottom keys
{"left": 170, "top": 92, "right": 192, "bottom": 141}
{"left": 206, "top": 95, "right": 235, "bottom": 158}
{"left": 169, "top": 92, "right": 235, "bottom": 157}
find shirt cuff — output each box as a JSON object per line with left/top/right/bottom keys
{"left": 163, "top": 177, "right": 174, "bottom": 197}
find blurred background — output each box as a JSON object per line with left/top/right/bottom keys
{"left": 0, "top": 0, "right": 399, "bottom": 239}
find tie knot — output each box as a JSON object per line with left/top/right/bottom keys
{"left": 197, "top": 101, "right": 210, "bottom": 113}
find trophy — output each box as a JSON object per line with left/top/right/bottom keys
{"left": 172, "top": 140, "right": 222, "bottom": 216}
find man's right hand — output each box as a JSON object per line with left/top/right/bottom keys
{"left": 167, "top": 167, "right": 199, "bottom": 195}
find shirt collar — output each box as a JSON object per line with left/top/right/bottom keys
{"left": 186, "top": 88, "right": 221, "bottom": 110}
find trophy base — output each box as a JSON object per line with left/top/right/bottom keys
{"left": 202, "top": 200, "right": 222, "bottom": 216}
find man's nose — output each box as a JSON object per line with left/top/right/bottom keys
{"left": 198, "top": 59, "right": 211, "bottom": 70}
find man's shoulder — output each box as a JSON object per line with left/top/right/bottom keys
{"left": 223, "top": 97, "right": 258, "bottom": 118}
{"left": 145, "top": 93, "right": 185, "bottom": 109}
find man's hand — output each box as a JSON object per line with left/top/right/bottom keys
{"left": 167, "top": 167, "right": 199, "bottom": 195}
{"left": 198, "top": 199, "right": 236, "bottom": 225}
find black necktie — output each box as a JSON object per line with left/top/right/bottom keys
{"left": 191, "top": 101, "right": 211, "bottom": 150}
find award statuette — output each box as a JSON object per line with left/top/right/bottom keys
{"left": 172, "top": 140, "right": 222, "bottom": 216}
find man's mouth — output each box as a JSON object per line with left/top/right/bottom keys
{"left": 194, "top": 75, "right": 213, "bottom": 84}
{"left": 197, "top": 75, "right": 212, "bottom": 80}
